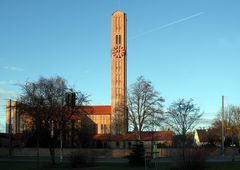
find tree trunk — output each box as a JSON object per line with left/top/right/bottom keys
{"left": 49, "top": 138, "right": 55, "bottom": 165}
{"left": 182, "top": 134, "right": 186, "bottom": 162}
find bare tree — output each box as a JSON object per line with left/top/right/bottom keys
{"left": 165, "top": 98, "right": 202, "bottom": 162}
{"left": 165, "top": 98, "right": 203, "bottom": 145}
{"left": 127, "top": 76, "right": 164, "bottom": 140}
{"left": 206, "top": 106, "right": 240, "bottom": 148}
{"left": 206, "top": 119, "right": 222, "bottom": 146}
{"left": 220, "top": 105, "right": 240, "bottom": 146}
{"left": 18, "top": 76, "right": 89, "bottom": 165}
{"left": 225, "top": 105, "right": 240, "bottom": 127}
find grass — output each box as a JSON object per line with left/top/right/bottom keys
{"left": 207, "top": 162, "right": 240, "bottom": 170}
{"left": 0, "top": 161, "right": 160, "bottom": 170}
{"left": 0, "top": 161, "right": 40, "bottom": 170}
{"left": 0, "top": 161, "right": 240, "bottom": 170}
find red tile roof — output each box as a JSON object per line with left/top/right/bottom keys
{"left": 70, "top": 105, "right": 111, "bottom": 120}
{"left": 76, "top": 105, "right": 111, "bottom": 115}
{"left": 93, "top": 131, "right": 175, "bottom": 142}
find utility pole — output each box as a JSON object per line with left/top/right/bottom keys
{"left": 221, "top": 96, "right": 225, "bottom": 156}
{"left": 60, "top": 116, "right": 63, "bottom": 162}
{"left": 231, "top": 126, "right": 234, "bottom": 161}
{"left": 60, "top": 98, "right": 64, "bottom": 163}
{"left": 8, "top": 99, "right": 12, "bottom": 157}
{"left": 36, "top": 110, "right": 40, "bottom": 170}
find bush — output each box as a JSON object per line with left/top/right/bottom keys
{"left": 69, "top": 151, "right": 96, "bottom": 168}
{"left": 171, "top": 148, "right": 207, "bottom": 170}
{"left": 128, "top": 141, "right": 145, "bottom": 165}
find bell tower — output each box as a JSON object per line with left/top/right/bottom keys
{"left": 111, "top": 11, "right": 127, "bottom": 135}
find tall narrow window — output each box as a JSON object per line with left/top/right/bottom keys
{"left": 116, "top": 35, "right": 118, "bottom": 44}
{"left": 101, "top": 124, "right": 104, "bottom": 134}
{"left": 104, "top": 124, "right": 107, "bottom": 134}
{"left": 119, "top": 35, "right": 121, "bottom": 44}
{"left": 115, "top": 35, "right": 121, "bottom": 45}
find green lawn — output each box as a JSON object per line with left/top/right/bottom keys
{"left": 0, "top": 161, "right": 39, "bottom": 170}
{"left": 207, "top": 162, "right": 240, "bottom": 170}
{"left": 0, "top": 162, "right": 144, "bottom": 170}
{"left": 0, "top": 161, "right": 240, "bottom": 170}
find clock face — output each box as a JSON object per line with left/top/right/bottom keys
{"left": 112, "top": 45, "right": 125, "bottom": 58}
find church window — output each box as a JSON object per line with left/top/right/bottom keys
{"left": 119, "top": 35, "right": 121, "bottom": 44}
{"left": 104, "top": 124, "right": 107, "bottom": 134}
{"left": 115, "top": 35, "right": 118, "bottom": 44}
{"left": 115, "top": 35, "right": 121, "bottom": 45}
{"left": 101, "top": 124, "right": 104, "bottom": 134}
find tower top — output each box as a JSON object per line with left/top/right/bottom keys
{"left": 112, "top": 10, "right": 125, "bottom": 15}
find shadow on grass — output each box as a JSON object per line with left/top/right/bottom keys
{"left": 1, "top": 161, "right": 240, "bottom": 170}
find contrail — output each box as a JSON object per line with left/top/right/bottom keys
{"left": 129, "top": 12, "right": 204, "bottom": 40}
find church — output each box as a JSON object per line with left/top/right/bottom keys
{"left": 6, "top": 11, "right": 174, "bottom": 148}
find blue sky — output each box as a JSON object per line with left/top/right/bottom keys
{"left": 1, "top": 0, "right": 240, "bottom": 132}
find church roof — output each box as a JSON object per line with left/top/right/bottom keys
{"left": 76, "top": 105, "right": 111, "bottom": 115}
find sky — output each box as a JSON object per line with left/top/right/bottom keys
{"left": 1, "top": 0, "right": 240, "bottom": 132}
